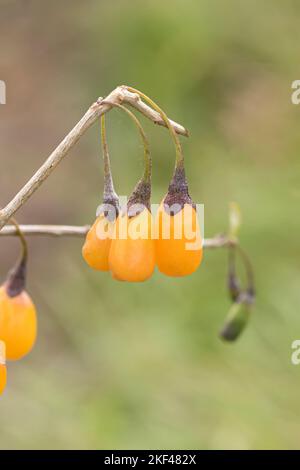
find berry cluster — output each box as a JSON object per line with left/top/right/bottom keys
{"left": 0, "top": 90, "right": 256, "bottom": 397}
{"left": 82, "top": 89, "right": 203, "bottom": 282}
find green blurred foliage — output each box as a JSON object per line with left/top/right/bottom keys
{"left": 0, "top": 0, "right": 300, "bottom": 449}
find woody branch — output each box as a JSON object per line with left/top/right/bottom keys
{"left": 0, "top": 225, "right": 232, "bottom": 249}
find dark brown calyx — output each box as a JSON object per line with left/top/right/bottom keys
{"left": 163, "top": 165, "right": 195, "bottom": 215}
{"left": 127, "top": 179, "right": 151, "bottom": 218}
{"left": 97, "top": 188, "right": 120, "bottom": 222}
{"left": 5, "top": 257, "right": 27, "bottom": 298}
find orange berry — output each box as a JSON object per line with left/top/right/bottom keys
{"left": 155, "top": 202, "right": 203, "bottom": 277}
{"left": 0, "top": 364, "right": 7, "bottom": 395}
{"left": 0, "top": 341, "right": 6, "bottom": 395}
{"left": 0, "top": 285, "right": 37, "bottom": 360}
{"left": 109, "top": 208, "right": 156, "bottom": 282}
{"left": 82, "top": 214, "right": 115, "bottom": 271}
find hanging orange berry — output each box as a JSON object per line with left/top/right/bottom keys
{"left": 0, "top": 221, "right": 37, "bottom": 361}
{"left": 0, "top": 341, "right": 7, "bottom": 395}
{"left": 155, "top": 165, "right": 203, "bottom": 277}
{"left": 109, "top": 180, "right": 155, "bottom": 282}
{"left": 82, "top": 212, "right": 117, "bottom": 271}
{"left": 99, "top": 101, "right": 156, "bottom": 282}
{"left": 124, "top": 87, "right": 203, "bottom": 278}
{"left": 82, "top": 114, "right": 119, "bottom": 271}
{"left": 0, "top": 285, "right": 37, "bottom": 361}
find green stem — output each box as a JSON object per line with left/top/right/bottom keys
{"left": 101, "top": 114, "right": 116, "bottom": 197}
{"left": 236, "top": 243, "right": 255, "bottom": 294}
{"left": 10, "top": 217, "right": 28, "bottom": 263}
{"left": 103, "top": 101, "right": 151, "bottom": 183}
{"left": 228, "top": 244, "right": 236, "bottom": 275}
{"left": 5, "top": 218, "right": 28, "bottom": 297}
{"left": 125, "top": 86, "right": 184, "bottom": 168}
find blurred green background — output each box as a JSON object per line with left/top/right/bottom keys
{"left": 1, "top": 0, "right": 300, "bottom": 450}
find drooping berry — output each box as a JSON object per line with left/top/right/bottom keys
{"left": 125, "top": 87, "right": 203, "bottom": 278}
{"left": 219, "top": 289, "right": 254, "bottom": 342}
{"left": 155, "top": 165, "right": 203, "bottom": 277}
{"left": 102, "top": 102, "right": 155, "bottom": 282}
{"left": 109, "top": 180, "right": 155, "bottom": 282}
{"left": 0, "top": 258, "right": 37, "bottom": 361}
{"left": 82, "top": 114, "right": 119, "bottom": 271}
{"left": 0, "top": 341, "right": 7, "bottom": 395}
{"left": 82, "top": 211, "right": 118, "bottom": 271}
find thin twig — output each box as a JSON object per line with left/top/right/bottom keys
{"left": 0, "top": 225, "right": 90, "bottom": 237}
{"left": 0, "top": 224, "right": 232, "bottom": 249}
{"left": 0, "top": 86, "right": 188, "bottom": 230}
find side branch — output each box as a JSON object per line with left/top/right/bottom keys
{"left": 0, "top": 224, "right": 232, "bottom": 249}
{"left": 0, "top": 86, "right": 188, "bottom": 230}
